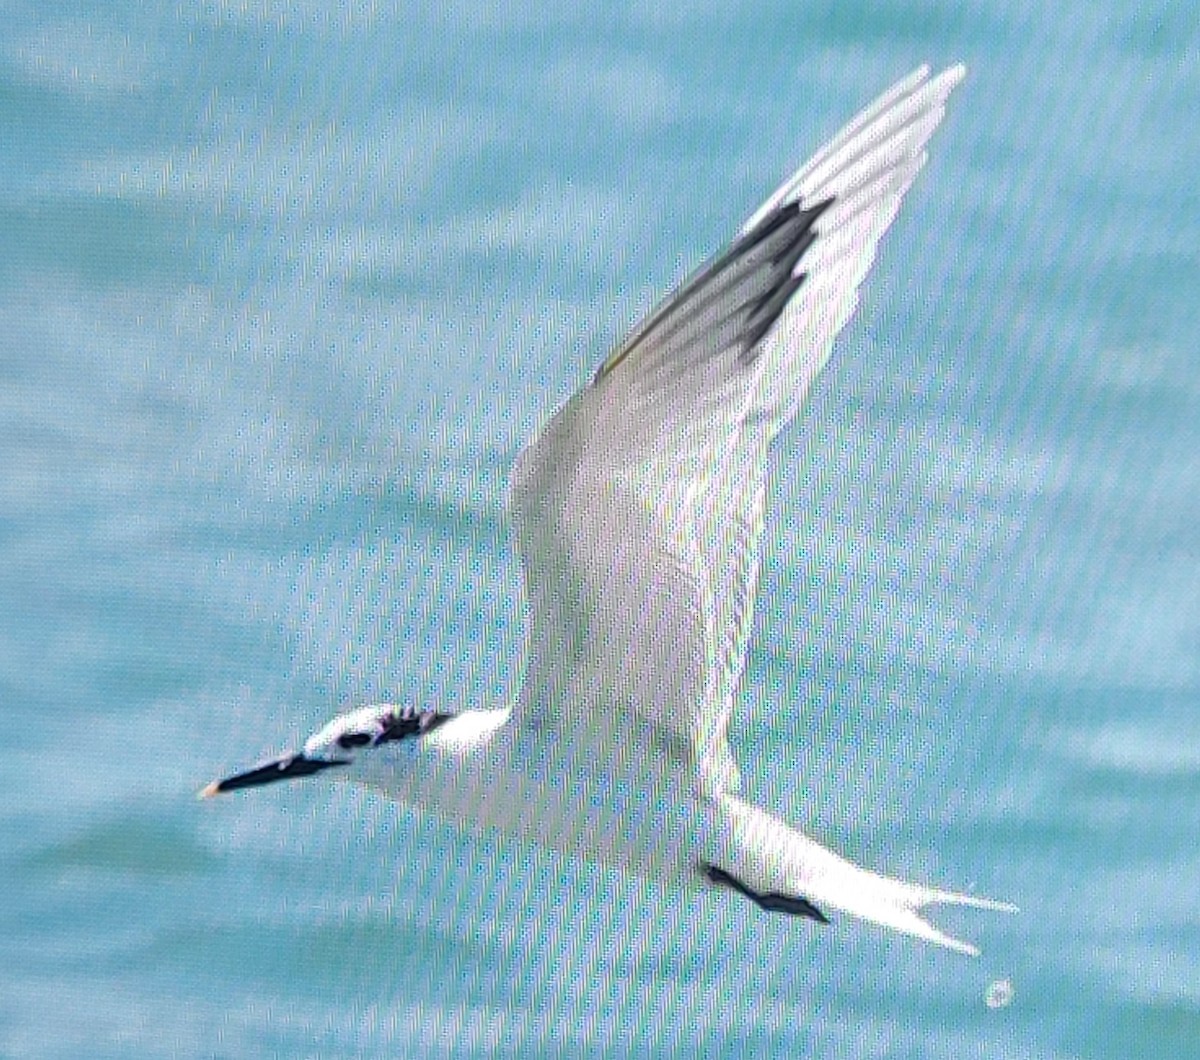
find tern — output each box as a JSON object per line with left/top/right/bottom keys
{"left": 203, "top": 64, "right": 1017, "bottom": 956}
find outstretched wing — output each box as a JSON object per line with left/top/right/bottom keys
{"left": 510, "top": 66, "right": 966, "bottom": 795}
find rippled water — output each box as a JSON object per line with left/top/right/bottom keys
{"left": 3, "top": 2, "right": 1199, "bottom": 1056}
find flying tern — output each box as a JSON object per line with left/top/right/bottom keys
{"left": 203, "top": 64, "right": 1016, "bottom": 956}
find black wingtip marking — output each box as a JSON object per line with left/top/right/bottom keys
{"left": 736, "top": 195, "right": 834, "bottom": 365}
{"left": 742, "top": 271, "right": 808, "bottom": 352}
{"left": 592, "top": 194, "right": 835, "bottom": 384}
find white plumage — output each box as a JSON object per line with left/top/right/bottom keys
{"left": 206, "top": 64, "right": 1017, "bottom": 957}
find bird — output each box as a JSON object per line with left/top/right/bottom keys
{"left": 202, "top": 63, "right": 1017, "bottom": 957}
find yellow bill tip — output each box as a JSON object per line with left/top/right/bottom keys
{"left": 197, "top": 780, "right": 222, "bottom": 800}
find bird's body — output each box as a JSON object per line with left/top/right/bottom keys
{"left": 205, "top": 64, "right": 1017, "bottom": 956}
{"left": 350, "top": 707, "right": 709, "bottom": 885}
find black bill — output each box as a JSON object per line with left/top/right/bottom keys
{"left": 199, "top": 753, "right": 348, "bottom": 797}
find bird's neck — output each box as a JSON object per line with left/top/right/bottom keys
{"left": 420, "top": 707, "right": 512, "bottom": 753}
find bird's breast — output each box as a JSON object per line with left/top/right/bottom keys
{"left": 357, "top": 728, "right": 708, "bottom": 885}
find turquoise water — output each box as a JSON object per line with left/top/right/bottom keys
{"left": 3, "top": 2, "right": 1199, "bottom": 1056}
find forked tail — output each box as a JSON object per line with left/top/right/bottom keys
{"left": 714, "top": 796, "right": 1017, "bottom": 956}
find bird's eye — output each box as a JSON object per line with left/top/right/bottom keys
{"left": 336, "top": 732, "right": 373, "bottom": 749}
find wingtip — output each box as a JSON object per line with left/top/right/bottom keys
{"left": 935, "top": 63, "right": 968, "bottom": 92}
{"left": 900, "top": 62, "right": 966, "bottom": 92}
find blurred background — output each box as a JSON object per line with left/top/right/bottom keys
{"left": 2, "top": 2, "right": 1198, "bottom": 1056}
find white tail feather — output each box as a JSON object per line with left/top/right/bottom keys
{"left": 716, "top": 796, "right": 1016, "bottom": 956}
{"left": 918, "top": 885, "right": 1020, "bottom": 914}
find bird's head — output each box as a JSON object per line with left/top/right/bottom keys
{"left": 199, "top": 703, "right": 450, "bottom": 798}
